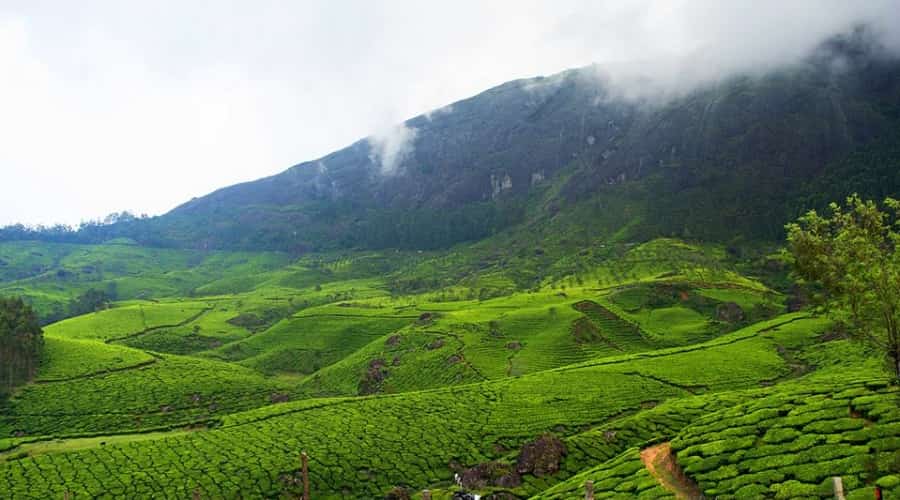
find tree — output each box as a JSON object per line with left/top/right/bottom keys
{"left": 785, "top": 194, "right": 900, "bottom": 382}
{"left": 68, "top": 288, "right": 112, "bottom": 317}
{"left": 0, "top": 297, "right": 43, "bottom": 395}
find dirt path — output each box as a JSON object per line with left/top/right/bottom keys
{"left": 640, "top": 442, "right": 703, "bottom": 499}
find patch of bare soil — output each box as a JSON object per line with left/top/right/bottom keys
{"left": 640, "top": 442, "right": 702, "bottom": 500}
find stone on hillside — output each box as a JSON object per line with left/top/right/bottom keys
{"left": 458, "top": 461, "right": 521, "bottom": 489}
{"left": 516, "top": 433, "right": 567, "bottom": 476}
{"left": 358, "top": 358, "right": 389, "bottom": 395}
{"left": 716, "top": 302, "right": 745, "bottom": 323}
{"left": 269, "top": 392, "right": 290, "bottom": 403}
{"left": 506, "top": 341, "right": 522, "bottom": 350}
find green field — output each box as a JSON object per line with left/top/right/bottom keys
{"left": 0, "top": 238, "right": 896, "bottom": 498}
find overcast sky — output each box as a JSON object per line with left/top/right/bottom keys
{"left": 2, "top": 1, "right": 899, "bottom": 226}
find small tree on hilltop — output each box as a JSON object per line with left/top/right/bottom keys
{"left": 68, "top": 288, "right": 112, "bottom": 317}
{"left": 785, "top": 194, "right": 900, "bottom": 383}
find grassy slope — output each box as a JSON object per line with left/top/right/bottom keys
{"left": 0, "top": 353, "right": 290, "bottom": 437}
{"left": 0, "top": 237, "right": 896, "bottom": 498}
{"left": 0, "top": 240, "right": 290, "bottom": 318}
{"left": 0, "top": 313, "right": 837, "bottom": 497}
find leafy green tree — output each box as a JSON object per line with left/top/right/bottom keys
{"left": 786, "top": 194, "right": 900, "bottom": 382}
{"left": 0, "top": 297, "right": 43, "bottom": 394}
{"left": 68, "top": 288, "right": 112, "bottom": 317}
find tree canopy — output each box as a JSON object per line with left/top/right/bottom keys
{"left": 786, "top": 194, "right": 900, "bottom": 382}
{"left": 0, "top": 297, "right": 43, "bottom": 395}
{"left": 68, "top": 288, "right": 114, "bottom": 317}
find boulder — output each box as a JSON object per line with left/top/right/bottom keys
{"left": 716, "top": 302, "right": 745, "bottom": 322}
{"left": 516, "top": 433, "right": 567, "bottom": 476}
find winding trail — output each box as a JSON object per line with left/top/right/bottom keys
{"left": 34, "top": 355, "right": 160, "bottom": 384}
{"left": 640, "top": 442, "right": 702, "bottom": 499}
{"left": 556, "top": 314, "right": 813, "bottom": 373}
{"left": 622, "top": 371, "right": 708, "bottom": 395}
{"left": 105, "top": 306, "right": 213, "bottom": 344}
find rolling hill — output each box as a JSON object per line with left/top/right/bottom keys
{"left": 0, "top": 27, "right": 899, "bottom": 500}
{"left": 0, "top": 237, "right": 897, "bottom": 498}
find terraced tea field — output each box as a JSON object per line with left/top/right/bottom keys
{"left": 0, "top": 312, "right": 860, "bottom": 497}
{"left": 0, "top": 238, "right": 896, "bottom": 498}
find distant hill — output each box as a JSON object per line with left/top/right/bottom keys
{"left": 5, "top": 28, "right": 900, "bottom": 251}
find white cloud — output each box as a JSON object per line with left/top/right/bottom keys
{"left": 0, "top": 0, "right": 898, "bottom": 225}
{"left": 367, "top": 124, "right": 418, "bottom": 176}
{"left": 424, "top": 104, "right": 453, "bottom": 121}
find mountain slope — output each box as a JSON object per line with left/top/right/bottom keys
{"left": 2, "top": 30, "right": 898, "bottom": 253}
{"left": 152, "top": 30, "right": 900, "bottom": 250}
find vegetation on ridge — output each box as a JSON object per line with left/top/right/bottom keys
{"left": 0, "top": 297, "right": 43, "bottom": 396}
{"left": 787, "top": 194, "right": 900, "bottom": 382}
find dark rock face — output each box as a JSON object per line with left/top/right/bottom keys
{"left": 516, "top": 433, "right": 567, "bottom": 477}
{"left": 268, "top": 392, "right": 290, "bottom": 403}
{"left": 358, "top": 358, "right": 389, "bottom": 395}
{"left": 458, "top": 461, "right": 522, "bottom": 489}
{"left": 716, "top": 302, "right": 745, "bottom": 323}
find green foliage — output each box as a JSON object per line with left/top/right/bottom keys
{"left": 0, "top": 234, "right": 893, "bottom": 497}
{"left": 786, "top": 194, "right": 900, "bottom": 381}
{"left": 37, "top": 337, "right": 154, "bottom": 382}
{"left": 44, "top": 301, "right": 210, "bottom": 342}
{"left": 1, "top": 354, "right": 289, "bottom": 437}
{"left": 356, "top": 201, "right": 526, "bottom": 250}
{"left": 0, "top": 297, "right": 43, "bottom": 395}
{"left": 0, "top": 240, "right": 290, "bottom": 319}
{"left": 671, "top": 379, "right": 900, "bottom": 499}
{"left": 67, "top": 287, "right": 114, "bottom": 317}
{"left": 0, "top": 314, "right": 803, "bottom": 497}
{"left": 530, "top": 448, "right": 672, "bottom": 499}
{"left": 0, "top": 43, "right": 897, "bottom": 500}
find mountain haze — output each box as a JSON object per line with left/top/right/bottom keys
{"left": 5, "top": 29, "right": 900, "bottom": 252}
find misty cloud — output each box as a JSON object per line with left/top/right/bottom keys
{"left": 424, "top": 104, "right": 454, "bottom": 121}
{"left": 561, "top": 1, "right": 900, "bottom": 103}
{"left": 367, "top": 123, "right": 418, "bottom": 176}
